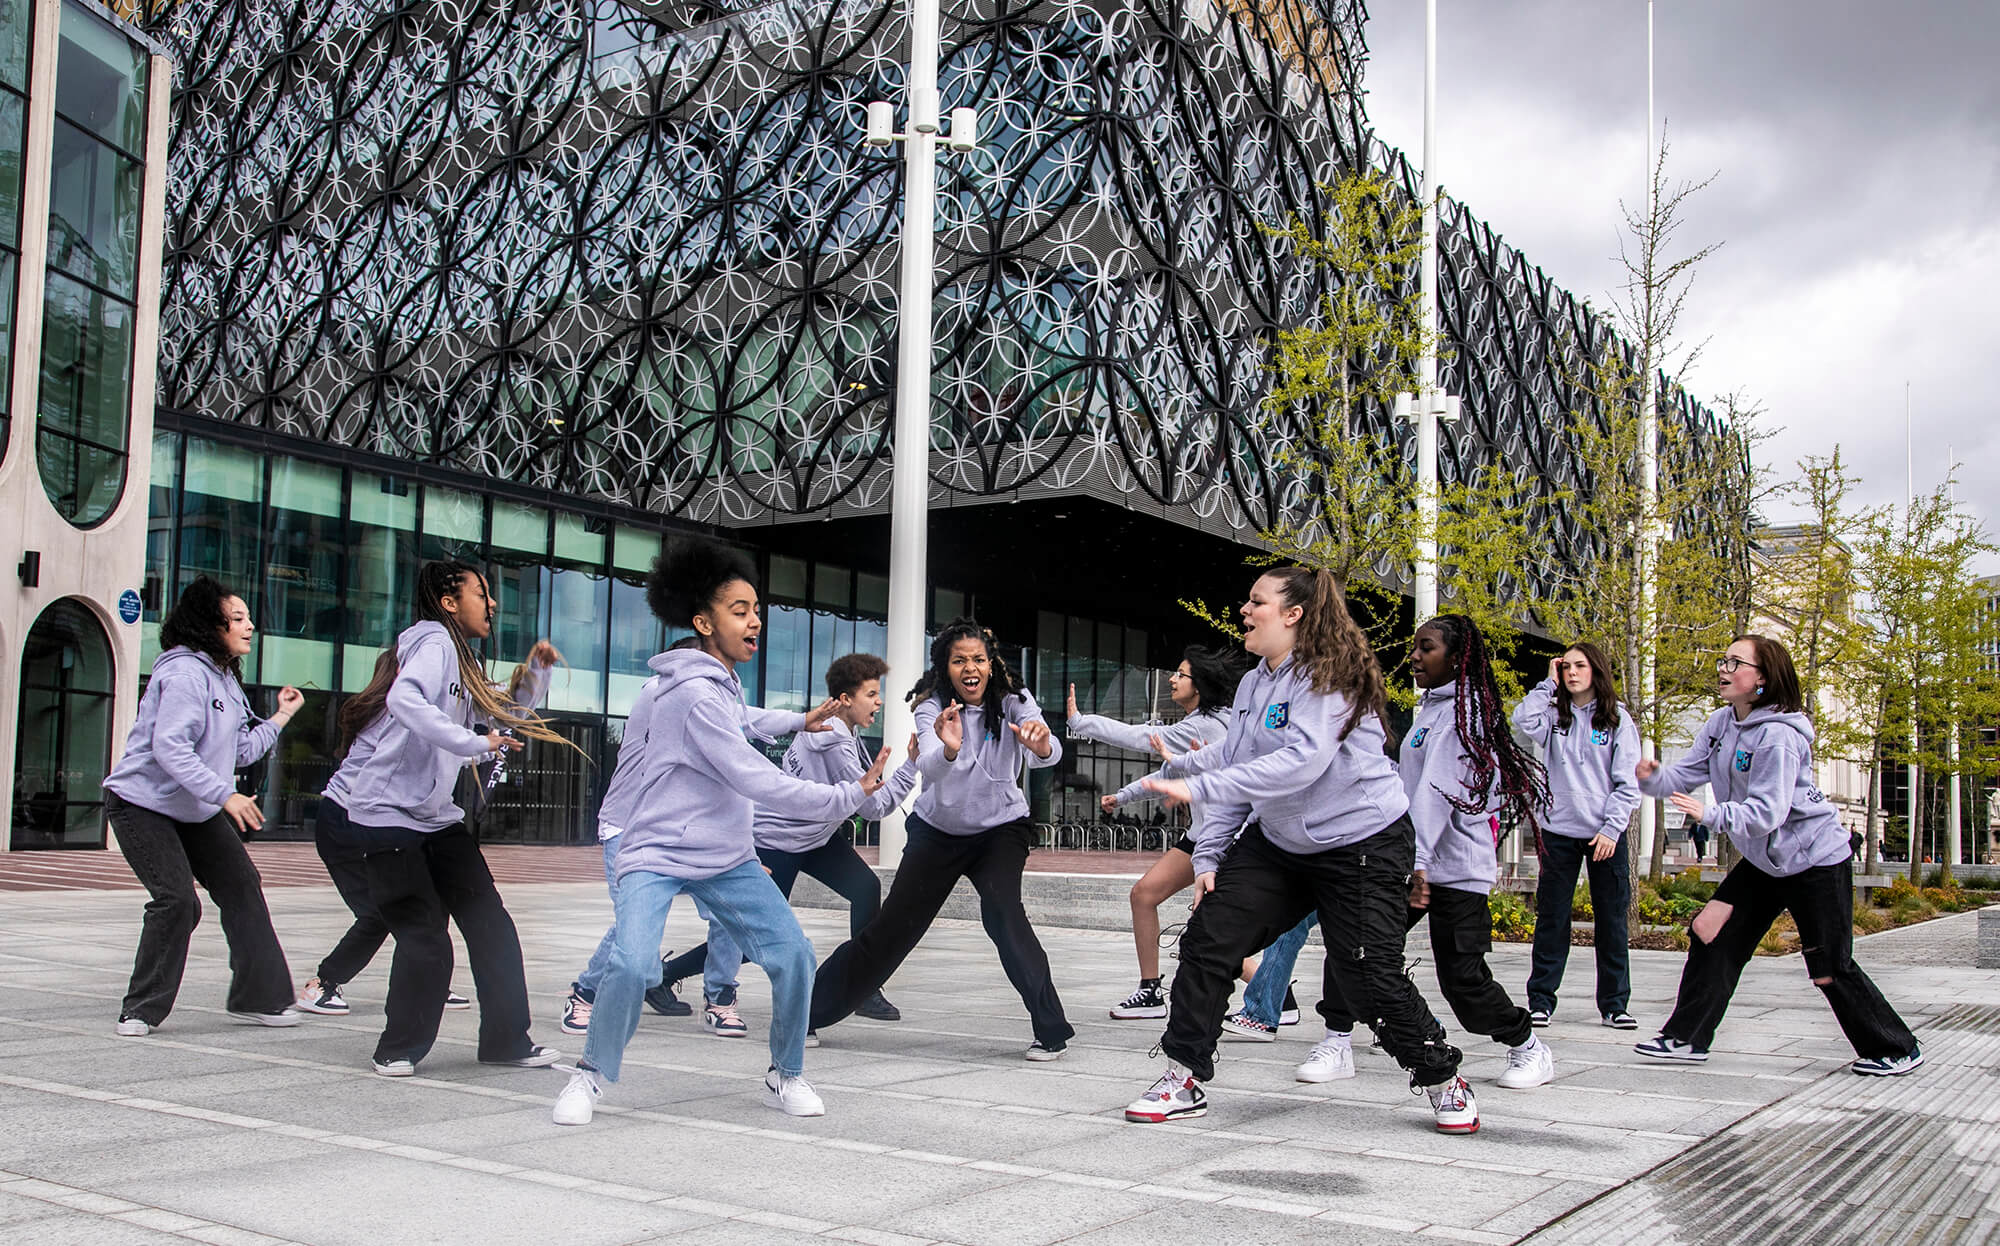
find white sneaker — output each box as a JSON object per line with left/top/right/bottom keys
{"left": 764, "top": 1067, "right": 825, "bottom": 1117}
{"left": 1496, "top": 1037, "right": 1555, "bottom": 1089}
{"left": 1295, "top": 1034, "right": 1354, "bottom": 1083}
{"left": 1124, "top": 1063, "right": 1206, "bottom": 1123}
{"left": 1024, "top": 1040, "right": 1067, "bottom": 1062}
{"left": 372, "top": 1057, "right": 417, "bottom": 1077}
{"left": 295, "top": 979, "right": 349, "bottom": 1015}
{"left": 1425, "top": 1075, "right": 1479, "bottom": 1134}
{"left": 553, "top": 1066, "right": 602, "bottom": 1125}
{"left": 115, "top": 1016, "right": 150, "bottom": 1037}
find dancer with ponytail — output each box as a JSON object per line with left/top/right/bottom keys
{"left": 1312, "top": 615, "right": 1557, "bottom": 1091}
{"left": 1070, "top": 646, "right": 1271, "bottom": 1020}
{"left": 1512, "top": 642, "right": 1641, "bottom": 1029}
{"left": 1632, "top": 635, "right": 1922, "bottom": 1075}
{"left": 1123, "top": 568, "right": 1475, "bottom": 1133}
{"left": 810, "top": 619, "right": 1076, "bottom": 1060}
{"left": 320, "top": 561, "right": 566, "bottom": 1077}
{"left": 554, "top": 540, "right": 894, "bottom": 1126}
{"left": 103, "top": 577, "right": 304, "bottom": 1034}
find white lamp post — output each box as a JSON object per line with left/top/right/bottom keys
{"left": 862, "top": 19, "right": 978, "bottom": 868}
{"left": 1397, "top": 0, "right": 1457, "bottom": 626}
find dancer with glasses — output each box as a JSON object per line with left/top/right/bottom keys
{"left": 1632, "top": 635, "right": 1923, "bottom": 1076}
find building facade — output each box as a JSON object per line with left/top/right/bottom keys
{"left": 2, "top": 0, "right": 1738, "bottom": 849}
{"left": 0, "top": 0, "right": 172, "bottom": 850}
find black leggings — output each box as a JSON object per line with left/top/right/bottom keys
{"left": 660, "top": 836, "right": 884, "bottom": 985}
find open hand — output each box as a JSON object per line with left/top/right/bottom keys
{"left": 1191, "top": 870, "right": 1217, "bottom": 909}
{"left": 1589, "top": 833, "right": 1617, "bottom": 861}
{"left": 528, "top": 640, "right": 564, "bottom": 668}
{"left": 1008, "top": 718, "right": 1053, "bottom": 759}
{"left": 1548, "top": 656, "right": 1562, "bottom": 684}
{"left": 801, "top": 696, "right": 841, "bottom": 733}
{"left": 906, "top": 733, "right": 920, "bottom": 763}
{"left": 485, "top": 731, "right": 525, "bottom": 754}
{"left": 936, "top": 703, "right": 964, "bottom": 759}
{"left": 1066, "top": 683, "right": 1079, "bottom": 720}
{"left": 859, "top": 745, "right": 893, "bottom": 795}
{"left": 1668, "top": 792, "right": 1706, "bottom": 824}
{"left": 222, "top": 793, "right": 265, "bottom": 835}
{"left": 1141, "top": 777, "right": 1193, "bottom": 808}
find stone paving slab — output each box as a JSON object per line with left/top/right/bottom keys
{"left": 1, "top": 880, "right": 1994, "bottom": 1244}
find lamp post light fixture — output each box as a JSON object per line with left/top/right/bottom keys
{"left": 860, "top": 43, "right": 979, "bottom": 866}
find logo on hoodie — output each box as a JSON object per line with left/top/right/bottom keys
{"left": 1408, "top": 726, "right": 1430, "bottom": 748}
{"left": 211, "top": 698, "right": 225, "bottom": 712}
{"left": 1733, "top": 748, "right": 1752, "bottom": 773}
{"left": 1591, "top": 727, "right": 1611, "bottom": 746}
{"left": 1264, "top": 702, "right": 1290, "bottom": 729}
{"left": 448, "top": 682, "right": 462, "bottom": 699}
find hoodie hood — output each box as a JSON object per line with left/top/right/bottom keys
{"left": 650, "top": 648, "right": 740, "bottom": 697}
{"left": 1740, "top": 706, "right": 1816, "bottom": 746}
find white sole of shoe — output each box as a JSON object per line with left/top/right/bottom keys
{"left": 763, "top": 1090, "right": 825, "bottom": 1117}
{"left": 1108, "top": 1007, "right": 1168, "bottom": 1019}
{"left": 1852, "top": 1053, "right": 1925, "bottom": 1077}
{"left": 228, "top": 1011, "right": 301, "bottom": 1027}
{"left": 372, "top": 1062, "right": 416, "bottom": 1078}
{"left": 1124, "top": 1102, "right": 1206, "bottom": 1123}
{"left": 294, "top": 1001, "right": 347, "bottom": 1015}
{"left": 1024, "top": 1048, "right": 1065, "bottom": 1062}
{"left": 481, "top": 1050, "right": 563, "bottom": 1069}
{"left": 1295, "top": 1062, "right": 1354, "bottom": 1084}
{"left": 1633, "top": 1045, "right": 1706, "bottom": 1063}
{"left": 1219, "top": 1027, "right": 1276, "bottom": 1043}
{"left": 559, "top": 1024, "right": 590, "bottom": 1038}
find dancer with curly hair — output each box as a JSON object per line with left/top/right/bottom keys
{"left": 1512, "top": 641, "right": 1641, "bottom": 1029}
{"left": 1311, "top": 615, "right": 1556, "bottom": 1091}
{"left": 102, "top": 576, "right": 306, "bottom": 1035}
{"left": 1123, "top": 568, "right": 1475, "bottom": 1133}
{"left": 810, "top": 618, "right": 1076, "bottom": 1060}
{"left": 553, "top": 539, "right": 893, "bottom": 1125}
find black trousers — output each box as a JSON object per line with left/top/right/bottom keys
{"left": 106, "top": 791, "right": 296, "bottom": 1024}
{"left": 1323, "top": 883, "right": 1533, "bottom": 1049}
{"left": 1527, "top": 831, "right": 1632, "bottom": 1016}
{"left": 811, "top": 816, "right": 1074, "bottom": 1047}
{"left": 661, "top": 836, "right": 885, "bottom": 985}
{"left": 1161, "top": 821, "right": 1462, "bottom": 1086}
{"left": 330, "top": 807, "right": 535, "bottom": 1064}
{"left": 312, "top": 814, "right": 390, "bottom": 987}
{"left": 1663, "top": 858, "right": 1917, "bottom": 1059}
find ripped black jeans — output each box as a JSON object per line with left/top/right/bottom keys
{"left": 1661, "top": 857, "right": 1916, "bottom": 1059}
{"left": 1160, "top": 820, "right": 1462, "bottom": 1086}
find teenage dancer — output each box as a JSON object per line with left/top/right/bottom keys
{"left": 1633, "top": 635, "right": 1923, "bottom": 1075}
{"left": 561, "top": 649, "right": 844, "bottom": 1038}
{"left": 809, "top": 619, "right": 1077, "bottom": 1060}
{"left": 554, "top": 540, "right": 893, "bottom": 1126}
{"left": 295, "top": 648, "right": 492, "bottom": 1017}
{"left": 1310, "top": 615, "right": 1556, "bottom": 1090}
{"left": 320, "top": 561, "right": 565, "bottom": 1077}
{"left": 1511, "top": 642, "right": 1641, "bottom": 1029}
{"left": 1070, "top": 646, "right": 1263, "bottom": 1019}
{"left": 102, "top": 577, "right": 303, "bottom": 1034}
{"left": 650, "top": 653, "right": 921, "bottom": 1036}
{"left": 1123, "top": 567, "right": 1476, "bottom": 1133}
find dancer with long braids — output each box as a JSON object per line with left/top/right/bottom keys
{"left": 1511, "top": 641, "right": 1641, "bottom": 1029}
{"left": 553, "top": 540, "right": 894, "bottom": 1126}
{"left": 319, "top": 561, "right": 567, "bottom": 1077}
{"left": 1069, "top": 645, "right": 1271, "bottom": 1020}
{"left": 1123, "top": 568, "right": 1475, "bottom": 1133}
{"left": 103, "top": 576, "right": 305, "bottom": 1034}
{"left": 1309, "top": 615, "right": 1556, "bottom": 1091}
{"left": 810, "top": 619, "right": 1076, "bottom": 1059}
{"left": 1632, "top": 635, "right": 1922, "bottom": 1075}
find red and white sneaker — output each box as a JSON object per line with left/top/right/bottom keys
{"left": 1424, "top": 1075, "right": 1479, "bottom": 1134}
{"left": 1125, "top": 1064, "right": 1207, "bottom": 1123}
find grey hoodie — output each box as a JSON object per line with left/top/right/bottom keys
{"left": 596, "top": 678, "right": 805, "bottom": 843}
{"left": 1511, "top": 678, "right": 1641, "bottom": 842}
{"left": 1183, "top": 657, "right": 1410, "bottom": 876}
{"left": 754, "top": 717, "right": 920, "bottom": 853}
{"left": 324, "top": 621, "right": 551, "bottom": 833}
{"left": 912, "top": 690, "right": 1062, "bottom": 834}
{"left": 1098, "top": 712, "right": 1230, "bottom": 823}
{"left": 1638, "top": 705, "right": 1848, "bottom": 877}
{"left": 1402, "top": 686, "right": 1499, "bottom": 895}
{"left": 612, "top": 649, "right": 866, "bottom": 881}
{"left": 102, "top": 647, "right": 284, "bottom": 822}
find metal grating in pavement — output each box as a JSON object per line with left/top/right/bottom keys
{"left": 1520, "top": 1011, "right": 2000, "bottom": 1245}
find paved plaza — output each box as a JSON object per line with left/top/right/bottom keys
{"left": 1, "top": 876, "right": 1995, "bottom": 1245}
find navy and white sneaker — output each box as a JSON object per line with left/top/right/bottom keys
{"left": 444, "top": 989, "right": 472, "bottom": 1011}
{"left": 644, "top": 957, "right": 694, "bottom": 1017}
{"left": 1529, "top": 1009, "right": 1552, "bottom": 1028}
{"left": 1601, "top": 1011, "right": 1638, "bottom": 1030}
{"left": 295, "top": 978, "right": 348, "bottom": 1015}
{"left": 1851, "top": 1047, "right": 1924, "bottom": 1077}
{"left": 481, "top": 1045, "right": 562, "bottom": 1068}
{"left": 560, "top": 991, "right": 593, "bottom": 1037}
{"left": 1024, "top": 1040, "right": 1066, "bottom": 1062}
{"left": 1108, "top": 983, "right": 1168, "bottom": 1020}
{"left": 1633, "top": 1034, "right": 1707, "bottom": 1063}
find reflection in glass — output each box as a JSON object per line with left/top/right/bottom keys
{"left": 36, "top": 270, "right": 134, "bottom": 524}
{"left": 55, "top": 2, "right": 145, "bottom": 153}
{"left": 46, "top": 117, "right": 141, "bottom": 296}
{"left": 608, "top": 574, "right": 661, "bottom": 716}
{"left": 546, "top": 567, "right": 608, "bottom": 713}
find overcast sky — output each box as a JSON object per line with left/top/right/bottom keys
{"left": 1362, "top": 2, "right": 2000, "bottom": 570}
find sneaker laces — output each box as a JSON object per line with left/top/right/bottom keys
{"left": 570, "top": 996, "right": 593, "bottom": 1022}
{"left": 711, "top": 1002, "right": 742, "bottom": 1024}
{"left": 1427, "top": 1077, "right": 1468, "bottom": 1111}
{"left": 1117, "top": 986, "right": 1157, "bottom": 1008}
{"left": 1505, "top": 1041, "right": 1541, "bottom": 1070}
{"left": 1306, "top": 1034, "right": 1348, "bottom": 1064}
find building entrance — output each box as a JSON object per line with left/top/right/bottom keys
{"left": 11, "top": 599, "right": 116, "bottom": 849}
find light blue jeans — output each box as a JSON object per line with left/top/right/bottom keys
{"left": 1242, "top": 912, "right": 1316, "bottom": 1027}
{"left": 582, "top": 859, "right": 814, "bottom": 1081}
{"left": 576, "top": 836, "right": 736, "bottom": 1003}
